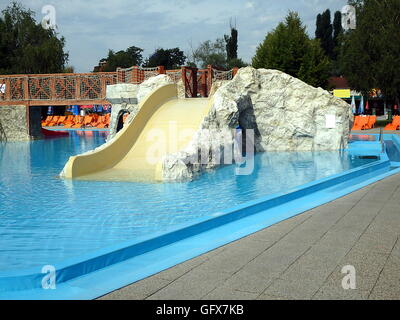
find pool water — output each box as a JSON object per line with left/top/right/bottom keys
{"left": 0, "top": 132, "right": 377, "bottom": 272}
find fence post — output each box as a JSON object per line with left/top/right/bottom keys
{"left": 5, "top": 78, "right": 11, "bottom": 101}
{"left": 181, "top": 67, "right": 187, "bottom": 97}
{"left": 158, "top": 66, "right": 166, "bottom": 74}
{"left": 50, "top": 76, "right": 56, "bottom": 100}
{"left": 192, "top": 67, "right": 198, "bottom": 98}
{"left": 132, "top": 66, "right": 141, "bottom": 84}
{"left": 116, "top": 67, "right": 123, "bottom": 83}
{"left": 100, "top": 75, "right": 107, "bottom": 99}
{"left": 199, "top": 71, "right": 207, "bottom": 97}
{"left": 207, "top": 65, "right": 213, "bottom": 96}
{"left": 23, "top": 76, "right": 29, "bottom": 101}
{"left": 75, "top": 76, "right": 81, "bottom": 100}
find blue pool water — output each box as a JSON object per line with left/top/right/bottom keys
{"left": 0, "top": 132, "right": 378, "bottom": 272}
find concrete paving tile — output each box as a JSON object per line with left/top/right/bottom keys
{"left": 279, "top": 245, "right": 349, "bottom": 285}
{"left": 213, "top": 269, "right": 275, "bottom": 294}
{"left": 245, "top": 214, "right": 311, "bottom": 243}
{"left": 157, "top": 255, "right": 210, "bottom": 281}
{"left": 257, "top": 293, "right": 289, "bottom": 300}
{"left": 351, "top": 230, "right": 398, "bottom": 255}
{"left": 243, "top": 243, "right": 311, "bottom": 280}
{"left": 262, "top": 278, "right": 319, "bottom": 300}
{"left": 146, "top": 268, "right": 232, "bottom": 300}
{"left": 198, "top": 239, "right": 270, "bottom": 275}
{"left": 317, "top": 229, "right": 363, "bottom": 249}
{"left": 201, "top": 287, "right": 259, "bottom": 300}
{"left": 98, "top": 275, "right": 171, "bottom": 300}
{"left": 313, "top": 286, "right": 370, "bottom": 300}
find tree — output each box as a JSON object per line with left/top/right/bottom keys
{"left": 144, "top": 48, "right": 186, "bottom": 70}
{"left": 253, "top": 12, "right": 309, "bottom": 76}
{"left": 97, "top": 46, "right": 143, "bottom": 72}
{"left": 0, "top": 2, "right": 68, "bottom": 74}
{"left": 339, "top": 0, "right": 400, "bottom": 99}
{"left": 189, "top": 38, "right": 227, "bottom": 69}
{"left": 252, "top": 12, "right": 329, "bottom": 88}
{"left": 298, "top": 39, "right": 331, "bottom": 88}
{"left": 224, "top": 24, "right": 238, "bottom": 62}
{"left": 333, "top": 11, "right": 343, "bottom": 47}
{"left": 315, "top": 9, "right": 334, "bottom": 59}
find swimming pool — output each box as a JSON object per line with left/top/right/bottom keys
{"left": 2, "top": 132, "right": 400, "bottom": 299}
{"left": 0, "top": 132, "right": 379, "bottom": 272}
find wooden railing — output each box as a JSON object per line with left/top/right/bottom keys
{"left": 0, "top": 72, "right": 117, "bottom": 106}
{"left": 0, "top": 66, "right": 239, "bottom": 106}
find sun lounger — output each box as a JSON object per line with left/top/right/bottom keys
{"left": 384, "top": 116, "right": 400, "bottom": 131}
{"left": 41, "top": 116, "right": 53, "bottom": 126}
{"left": 352, "top": 116, "right": 369, "bottom": 130}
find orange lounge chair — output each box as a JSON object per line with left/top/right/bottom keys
{"left": 96, "top": 116, "right": 108, "bottom": 128}
{"left": 62, "top": 115, "right": 74, "bottom": 126}
{"left": 364, "top": 115, "right": 376, "bottom": 129}
{"left": 82, "top": 115, "right": 93, "bottom": 128}
{"left": 64, "top": 115, "right": 80, "bottom": 128}
{"left": 47, "top": 116, "right": 60, "bottom": 127}
{"left": 352, "top": 116, "right": 369, "bottom": 130}
{"left": 92, "top": 115, "right": 103, "bottom": 128}
{"left": 89, "top": 114, "right": 99, "bottom": 127}
{"left": 41, "top": 116, "right": 53, "bottom": 126}
{"left": 385, "top": 116, "right": 400, "bottom": 131}
{"left": 56, "top": 116, "right": 66, "bottom": 126}
{"left": 72, "top": 116, "right": 84, "bottom": 128}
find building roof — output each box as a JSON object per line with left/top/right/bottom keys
{"left": 328, "top": 76, "right": 349, "bottom": 89}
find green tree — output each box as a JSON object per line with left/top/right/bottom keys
{"left": 0, "top": 2, "right": 68, "bottom": 74}
{"left": 298, "top": 39, "right": 331, "bottom": 88}
{"left": 315, "top": 9, "right": 334, "bottom": 59}
{"left": 339, "top": 0, "right": 400, "bottom": 99}
{"left": 333, "top": 10, "right": 343, "bottom": 49}
{"left": 190, "top": 38, "right": 227, "bottom": 69}
{"left": 97, "top": 46, "right": 143, "bottom": 72}
{"left": 224, "top": 25, "right": 238, "bottom": 62}
{"left": 252, "top": 12, "right": 329, "bottom": 87}
{"left": 253, "top": 12, "right": 309, "bottom": 76}
{"left": 144, "top": 48, "right": 186, "bottom": 70}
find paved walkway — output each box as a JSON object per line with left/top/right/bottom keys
{"left": 100, "top": 173, "right": 400, "bottom": 300}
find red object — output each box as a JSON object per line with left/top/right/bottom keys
{"left": 41, "top": 128, "right": 69, "bottom": 138}
{"left": 80, "top": 105, "right": 93, "bottom": 109}
{"left": 395, "top": 105, "right": 398, "bottom": 110}
{"left": 365, "top": 101, "right": 369, "bottom": 110}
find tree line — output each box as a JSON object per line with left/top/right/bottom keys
{"left": 252, "top": 0, "right": 400, "bottom": 101}
{"left": 1, "top": 0, "right": 399, "bottom": 103}
{"left": 94, "top": 23, "right": 247, "bottom": 72}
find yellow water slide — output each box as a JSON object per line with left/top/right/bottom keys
{"left": 61, "top": 84, "right": 212, "bottom": 182}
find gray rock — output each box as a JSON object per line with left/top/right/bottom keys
{"left": 160, "top": 67, "right": 352, "bottom": 181}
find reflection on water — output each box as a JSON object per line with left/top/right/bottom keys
{"left": 0, "top": 131, "right": 376, "bottom": 271}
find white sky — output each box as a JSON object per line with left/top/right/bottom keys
{"left": 1, "top": 0, "right": 348, "bottom": 72}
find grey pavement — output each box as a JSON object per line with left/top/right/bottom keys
{"left": 100, "top": 173, "right": 400, "bottom": 300}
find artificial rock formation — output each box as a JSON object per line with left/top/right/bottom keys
{"left": 160, "top": 67, "right": 353, "bottom": 181}
{"left": 104, "top": 67, "right": 352, "bottom": 182}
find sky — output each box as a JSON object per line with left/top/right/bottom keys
{"left": 1, "top": 0, "right": 348, "bottom": 72}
